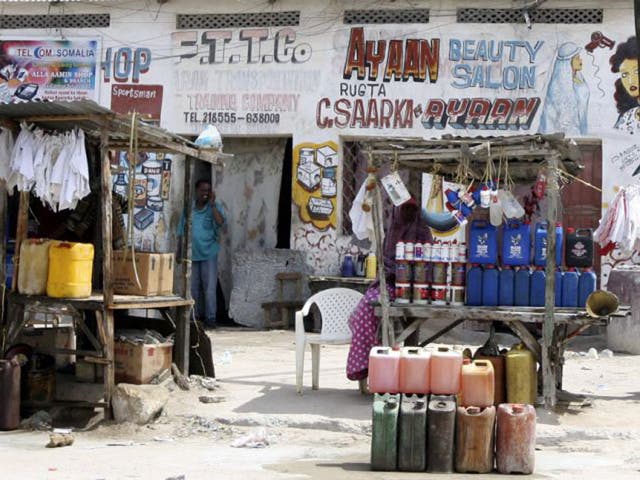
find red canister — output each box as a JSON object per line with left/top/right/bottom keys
{"left": 413, "top": 283, "right": 430, "bottom": 304}
{"left": 395, "top": 283, "right": 411, "bottom": 303}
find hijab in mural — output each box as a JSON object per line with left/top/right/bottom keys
{"left": 539, "top": 42, "right": 590, "bottom": 136}
{"left": 610, "top": 36, "right": 640, "bottom": 134}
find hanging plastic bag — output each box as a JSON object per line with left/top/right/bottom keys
{"left": 499, "top": 159, "right": 525, "bottom": 219}
{"left": 490, "top": 190, "right": 503, "bottom": 226}
{"left": 195, "top": 124, "right": 222, "bottom": 148}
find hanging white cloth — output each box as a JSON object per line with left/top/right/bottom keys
{"left": 349, "top": 180, "right": 374, "bottom": 241}
{"left": 594, "top": 184, "right": 640, "bottom": 254}
{"left": 6, "top": 126, "right": 91, "bottom": 211}
{"left": 7, "top": 123, "right": 36, "bottom": 192}
{"left": 0, "top": 127, "right": 14, "bottom": 181}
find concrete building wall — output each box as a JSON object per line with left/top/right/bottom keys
{"left": 1, "top": 0, "right": 637, "bottom": 289}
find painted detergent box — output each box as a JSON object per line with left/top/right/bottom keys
{"left": 296, "top": 162, "right": 321, "bottom": 191}
{"left": 113, "top": 251, "right": 162, "bottom": 296}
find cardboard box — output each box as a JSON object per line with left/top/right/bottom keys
{"left": 113, "top": 251, "right": 162, "bottom": 296}
{"left": 158, "top": 253, "right": 174, "bottom": 295}
{"left": 114, "top": 341, "right": 173, "bottom": 384}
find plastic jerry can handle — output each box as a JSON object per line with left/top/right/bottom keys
{"left": 576, "top": 229, "right": 593, "bottom": 237}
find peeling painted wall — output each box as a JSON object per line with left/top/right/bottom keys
{"left": 213, "top": 138, "right": 286, "bottom": 311}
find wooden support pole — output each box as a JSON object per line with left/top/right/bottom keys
{"left": 175, "top": 156, "right": 194, "bottom": 374}
{"left": 371, "top": 170, "right": 392, "bottom": 347}
{"left": 542, "top": 153, "right": 560, "bottom": 409}
{"left": 12, "top": 191, "right": 29, "bottom": 291}
{"left": 99, "top": 130, "right": 115, "bottom": 419}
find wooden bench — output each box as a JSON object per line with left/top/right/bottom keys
{"left": 261, "top": 272, "right": 304, "bottom": 329}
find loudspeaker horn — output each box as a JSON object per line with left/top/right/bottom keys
{"left": 586, "top": 290, "right": 619, "bottom": 318}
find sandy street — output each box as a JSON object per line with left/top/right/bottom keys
{"left": 1, "top": 328, "right": 640, "bottom": 479}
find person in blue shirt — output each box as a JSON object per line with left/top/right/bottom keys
{"left": 178, "top": 179, "right": 226, "bottom": 329}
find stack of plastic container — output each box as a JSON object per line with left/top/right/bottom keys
{"left": 464, "top": 221, "right": 596, "bottom": 308}
{"left": 369, "top": 344, "right": 536, "bottom": 474}
{"left": 395, "top": 239, "right": 467, "bottom": 307}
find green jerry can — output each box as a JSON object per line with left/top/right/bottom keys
{"left": 371, "top": 393, "right": 400, "bottom": 471}
{"left": 427, "top": 394, "right": 457, "bottom": 473}
{"left": 398, "top": 394, "right": 428, "bottom": 471}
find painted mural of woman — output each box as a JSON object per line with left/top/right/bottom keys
{"left": 539, "top": 42, "right": 590, "bottom": 136}
{"left": 610, "top": 36, "right": 640, "bottom": 134}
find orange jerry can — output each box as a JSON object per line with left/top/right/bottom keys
{"left": 496, "top": 403, "right": 536, "bottom": 474}
{"left": 460, "top": 359, "right": 494, "bottom": 407}
{"left": 455, "top": 405, "right": 496, "bottom": 474}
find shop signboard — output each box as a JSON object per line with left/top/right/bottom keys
{"left": 0, "top": 38, "right": 100, "bottom": 102}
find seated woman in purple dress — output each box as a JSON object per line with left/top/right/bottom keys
{"left": 346, "top": 197, "right": 432, "bottom": 383}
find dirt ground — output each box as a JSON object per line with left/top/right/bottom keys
{"left": 1, "top": 327, "right": 640, "bottom": 479}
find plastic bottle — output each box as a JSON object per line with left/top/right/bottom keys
{"left": 555, "top": 268, "right": 563, "bottom": 307}
{"left": 565, "top": 228, "right": 594, "bottom": 268}
{"left": 505, "top": 344, "right": 537, "bottom": 405}
{"left": 341, "top": 255, "right": 355, "bottom": 277}
{"left": 534, "top": 221, "right": 563, "bottom": 267}
{"left": 455, "top": 405, "right": 496, "bottom": 473}
{"left": 530, "top": 267, "right": 545, "bottom": 307}
{"left": 562, "top": 267, "right": 579, "bottom": 307}
{"left": 514, "top": 266, "right": 531, "bottom": 307}
{"left": 398, "top": 394, "right": 428, "bottom": 472}
{"left": 365, "top": 252, "right": 377, "bottom": 279}
{"left": 430, "top": 347, "right": 463, "bottom": 395}
{"left": 481, "top": 265, "right": 499, "bottom": 307}
{"left": 427, "top": 395, "right": 456, "bottom": 473}
{"left": 460, "top": 360, "right": 495, "bottom": 407}
{"left": 555, "top": 222, "right": 564, "bottom": 267}
{"left": 371, "top": 393, "right": 400, "bottom": 471}
{"left": 499, "top": 266, "right": 515, "bottom": 306}
{"left": 466, "top": 264, "right": 483, "bottom": 306}
{"left": 578, "top": 267, "right": 597, "bottom": 307}
{"left": 399, "top": 347, "right": 431, "bottom": 394}
{"left": 496, "top": 404, "right": 536, "bottom": 474}
{"left": 469, "top": 221, "right": 498, "bottom": 264}
{"left": 502, "top": 221, "right": 531, "bottom": 266}
{"left": 368, "top": 347, "right": 400, "bottom": 394}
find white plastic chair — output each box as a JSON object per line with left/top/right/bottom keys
{"left": 295, "top": 287, "right": 364, "bottom": 394}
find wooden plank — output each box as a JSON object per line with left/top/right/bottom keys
{"left": 76, "top": 317, "right": 104, "bottom": 354}
{"left": 108, "top": 299, "right": 194, "bottom": 310}
{"left": 542, "top": 153, "right": 560, "bottom": 409}
{"left": 503, "top": 320, "right": 541, "bottom": 362}
{"left": 395, "top": 318, "right": 423, "bottom": 344}
{"left": 175, "top": 156, "right": 194, "bottom": 374}
{"left": 22, "top": 114, "right": 109, "bottom": 123}
{"left": 419, "top": 319, "right": 465, "bottom": 347}
{"left": 12, "top": 191, "right": 29, "bottom": 291}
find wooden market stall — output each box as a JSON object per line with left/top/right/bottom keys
{"left": 360, "top": 133, "right": 629, "bottom": 409}
{"left": 0, "top": 100, "right": 225, "bottom": 417}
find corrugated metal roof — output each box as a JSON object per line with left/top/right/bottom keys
{"left": 0, "top": 100, "right": 222, "bottom": 164}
